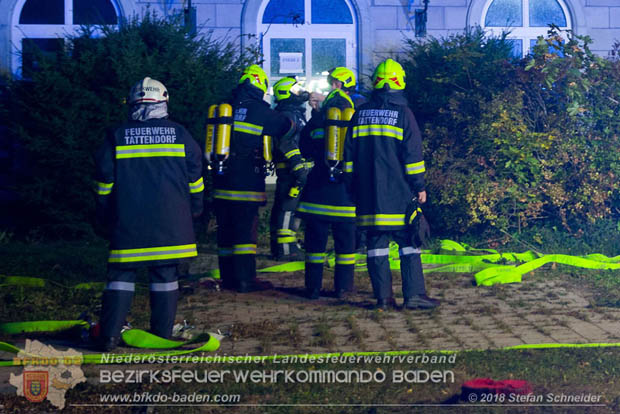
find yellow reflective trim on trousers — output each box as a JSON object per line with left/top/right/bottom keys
{"left": 336, "top": 253, "right": 356, "bottom": 265}
{"left": 116, "top": 144, "right": 185, "bottom": 159}
{"left": 232, "top": 244, "right": 257, "bottom": 255}
{"left": 285, "top": 149, "right": 301, "bottom": 159}
{"left": 189, "top": 177, "right": 204, "bottom": 193}
{"left": 214, "top": 189, "right": 267, "bottom": 202}
{"left": 109, "top": 244, "right": 198, "bottom": 263}
{"left": 405, "top": 160, "right": 425, "bottom": 175}
{"left": 297, "top": 202, "right": 356, "bottom": 217}
{"left": 277, "top": 229, "right": 296, "bottom": 236}
{"left": 234, "top": 121, "right": 263, "bottom": 135}
{"left": 278, "top": 237, "right": 297, "bottom": 243}
{"left": 96, "top": 181, "right": 114, "bottom": 195}
{"left": 306, "top": 252, "right": 327, "bottom": 263}
{"left": 352, "top": 125, "right": 403, "bottom": 140}
{"left": 357, "top": 214, "right": 405, "bottom": 226}
{"left": 344, "top": 161, "right": 353, "bottom": 173}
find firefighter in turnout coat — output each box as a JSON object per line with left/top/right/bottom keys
{"left": 94, "top": 77, "right": 204, "bottom": 351}
{"left": 213, "top": 65, "right": 309, "bottom": 292}
{"left": 269, "top": 77, "right": 310, "bottom": 260}
{"left": 297, "top": 67, "right": 357, "bottom": 299}
{"left": 344, "top": 59, "right": 440, "bottom": 310}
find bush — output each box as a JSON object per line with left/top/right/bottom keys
{"left": 402, "top": 27, "right": 620, "bottom": 237}
{"left": 7, "top": 13, "right": 257, "bottom": 238}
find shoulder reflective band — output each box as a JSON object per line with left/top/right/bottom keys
{"left": 189, "top": 177, "right": 204, "bottom": 193}
{"left": 405, "top": 161, "right": 425, "bottom": 175}
{"left": 357, "top": 214, "right": 405, "bottom": 226}
{"left": 285, "top": 149, "right": 301, "bottom": 159}
{"left": 297, "top": 202, "right": 356, "bottom": 218}
{"left": 344, "top": 161, "right": 353, "bottom": 173}
{"left": 352, "top": 125, "right": 404, "bottom": 140}
{"left": 234, "top": 121, "right": 263, "bottom": 136}
{"left": 95, "top": 181, "right": 114, "bottom": 195}
{"left": 214, "top": 189, "right": 267, "bottom": 202}
{"left": 310, "top": 128, "right": 325, "bottom": 139}
{"left": 116, "top": 144, "right": 185, "bottom": 159}
{"left": 109, "top": 244, "right": 198, "bottom": 263}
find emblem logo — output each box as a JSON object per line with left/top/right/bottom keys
{"left": 24, "top": 371, "right": 48, "bottom": 403}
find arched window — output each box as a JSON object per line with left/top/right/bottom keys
{"left": 12, "top": 0, "right": 119, "bottom": 76}
{"left": 258, "top": 0, "right": 356, "bottom": 93}
{"left": 482, "top": 0, "right": 571, "bottom": 57}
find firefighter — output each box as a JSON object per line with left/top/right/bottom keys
{"left": 213, "top": 65, "right": 309, "bottom": 292}
{"left": 344, "top": 59, "right": 440, "bottom": 310}
{"left": 297, "top": 67, "right": 356, "bottom": 299}
{"left": 310, "top": 68, "right": 367, "bottom": 255}
{"left": 94, "top": 77, "right": 204, "bottom": 351}
{"left": 269, "top": 77, "right": 310, "bottom": 261}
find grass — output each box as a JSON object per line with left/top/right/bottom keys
{"left": 1, "top": 217, "right": 620, "bottom": 412}
{"left": 2, "top": 348, "right": 620, "bottom": 413}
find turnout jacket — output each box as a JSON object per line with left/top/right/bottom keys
{"left": 273, "top": 100, "right": 306, "bottom": 172}
{"left": 297, "top": 89, "right": 355, "bottom": 222}
{"left": 344, "top": 89, "right": 425, "bottom": 230}
{"left": 95, "top": 118, "right": 204, "bottom": 267}
{"left": 213, "top": 84, "right": 300, "bottom": 205}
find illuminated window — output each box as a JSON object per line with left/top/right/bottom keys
{"left": 259, "top": 0, "right": 356, "bottom": 93}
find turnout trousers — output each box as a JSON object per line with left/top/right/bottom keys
{"left": 215, "top": 199, "right": 259, "bottom": 290}
{"left": 100, "top": 264, "right": 179, "bottom": 339}
{"left": 304, "top": 216, "right": 355, "bottom": 293}
{"left": 366, "top": 229, "right": 426, "bottom": 300}
{"left": 269, "top": 169, "right": 301, "bottom": 258}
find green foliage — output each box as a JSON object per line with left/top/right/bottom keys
{"left": 403, "top": 27, "right": 620, "bottom": 236}
{"left": 7, "top": 13, "right": 258, "bottom": 238}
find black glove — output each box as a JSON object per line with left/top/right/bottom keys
{"left": 405, "top": 198, "right": 431, "bottom": 248}
{"left": 292, "top": 161, "right": 311, "bottom": 187}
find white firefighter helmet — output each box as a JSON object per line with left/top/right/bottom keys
{"left": 128, "top": 77, "right": 169, "bottom": 105}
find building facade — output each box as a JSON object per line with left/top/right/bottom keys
{"left": 0, "top": 0, "right": 619, "bottom": 87}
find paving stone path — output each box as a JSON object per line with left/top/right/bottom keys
{"left": 182, "top": 251, "right": 620, "bottom": 356}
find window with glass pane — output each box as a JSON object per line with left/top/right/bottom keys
{"left": 22, "top": 38, "right": 64, "bottom": 77}
{"left": 74, "top": 0, "right": 118, "bottom": 25}
{"left": 529, "top": 0, "right": 566, "bottom": 27}
{"left": 270, "top": 39, "right": 305, "bottom": 77}
{"left": 529, "top": 38, "right": 564, "bottom": 57}
{"left": 485, "top": 0, "right": 522, "bottom": 27}
{"left": 506, "top": 39, "right": 523, "bottom": 58}
{"left": 312, "top": 39, "right": 346, "bottom": 76}
{"left": 19, "top": 0, "right": 64, "bottom": 24}
{"left": 262, "top": 0, "right": 304, "bottom": 24}
{"left": 311, "top": 0, "right": 353, "bottom": 24}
